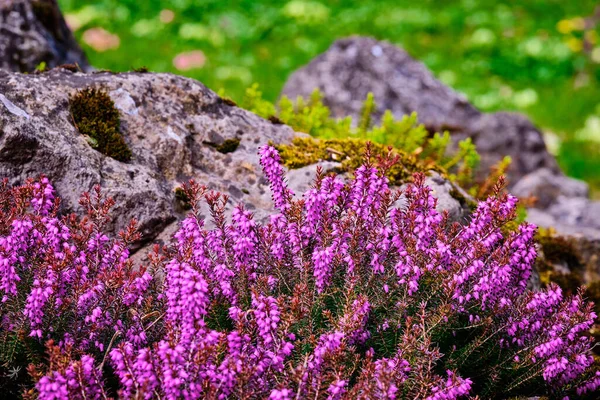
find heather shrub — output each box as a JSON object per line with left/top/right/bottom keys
{"left": 0, "top": 178, "right": 161, "bottom": 396}
{"left": 1, "top": 146, "right": 598, "bottom": 399}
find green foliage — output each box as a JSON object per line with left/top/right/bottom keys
{"left": 240, "top": 83, "right": 275, "bottom": 118}
{"left": 558, "top": 139, "right": 600, "bottom": 195}
{"left": 247, "top": 86, "right": 478, "bottom": 185}
{"left": 69, "top": 88, "right": 131, "bottom": 162}
{"left": 366, "top": 111, "right": 428, "bottom": 153}
{"left": 446, "top": 138, "right": 481, "bottom": 187}
{"left": 34, "top": 61, "right": 48, "bottom": 73}
{"left": 358, "top": 92, "right": 376, "bottom": 134}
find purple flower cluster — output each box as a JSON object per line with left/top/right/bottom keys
{"left": 0, "top": 179, "right": 158, "bottom": 398}
{"left": 1, "top": 145, "right": 598, "bottom": 399}
{"left": 36, "top": 353, "right": 106, "bottom": 399}
{"left": 425, "top": 371, "right": 473, "bottom": 400}
{"left": 260, "top": 145, "right": 294, "bottom": 212}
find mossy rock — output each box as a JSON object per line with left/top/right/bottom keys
{"left": 216, "top": 138, "right": 240, "bottom": 154}
{"left": 535, "top": 232, "right": 584, "bottom": 291}
{"left": 535, "top": 231, "right": 600, "bottom": 309}
{"left": 69, "top": 88, "right": 131, "bottom": 162}
{"left": 276, "top": 136, "right": 445, "bottom": 186}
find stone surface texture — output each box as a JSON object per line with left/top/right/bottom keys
{"left": 0, "top": 69, "right": 295, "bottom": 249}
{"left": 0, "top": 68, "right": 465, "bottom": 257}
{"left": 0, "top": 0, "right": 89, "bottom": 72}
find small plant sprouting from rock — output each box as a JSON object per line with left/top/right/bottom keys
{"left": 216, "top": 138, "right": 240, "bottom": 154}
{"left": 174, "top": 186, "right": 192, "bottom": 210}
{"left": 69, "top": 87, "right": 131, "bottom": 162}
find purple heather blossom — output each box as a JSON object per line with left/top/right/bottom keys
{"left": 313, "top": 246, "right": 335, "bottom": 293}
{"left": 425, "top": 370, "right": 473, "bottom": 400}
{"left": 37, "top": 372, "right": 69, "bottom": 400}
{"left": 269, "top": 388, "right": 293, "bottom": 399}
{"left": 260, "top": 145, "right": 294, "bottom": 212}
{"left": 1, "top": 151, "right": 596, "bottom": 399}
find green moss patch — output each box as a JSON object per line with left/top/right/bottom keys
{"left": 276, "top": 136, "right": 445, "bottom": 186}
{"left": 216, "top": 138, "right": 240, "bottom": 154}
{"left": 69, "top": 88, "right": 131, "bottom": 162}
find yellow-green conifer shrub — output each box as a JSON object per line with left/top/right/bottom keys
{"left": 241, "top": 85, "right": 480, "bottom": 186}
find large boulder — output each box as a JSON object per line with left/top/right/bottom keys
{"left": 0, "top": 0, "right": 89, "bottom": 72}
{"left": 0, "top": 68, "right": 296, "bottom": 249}
{"left": 512, "top": 168, "right": 589, "bottom": 209}
{"left": 282, "top": 37, "right": 479, "bottom": 133}
{"left": 0, "top": 68, "right": 468, "bottom": 258}
{"left": 282, "top": 37, "right": 560, "bottom": 185}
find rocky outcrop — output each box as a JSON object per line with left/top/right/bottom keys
{"left": 0, "top": 0, "right": 89, "bottom": 72}
{"left": 0, "top": 69, "right": 296, "bottom": 249}
{"left": 0, "top": 68, "right": 468, "bottom": 258}
{"left": 512, "top": 168, "right": 590, "bottom": 210}
{"left": 282, "top": 37, "right": 560, "bottom": 185}
{"left": 512, "top": 168, "right": 600, "bottom": 279}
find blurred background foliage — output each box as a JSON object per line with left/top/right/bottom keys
{"left": 57, "top": 0, "right": 600, "bottom": 193}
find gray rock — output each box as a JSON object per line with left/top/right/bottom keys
{"left": 422, "top": 172, "right": 472, "bottom": 223}
{"left": 281, "top": 37, "right": 559, "bottom": 185}
{"left": 529, "top": 207, "right": 600, "bottom": 284}
{"left": 282, "top": 36, "right": 479, "bottom": 133}
{"left": 0, "top": 67, "right": 476, "bottom": 261}
{"left": 581, "top": 201, "right": 600, "bottom": 230}
{"left": 512, "top": 168, "right": 589, "bottom": 209}
{"left": 0, "top": 69, "right": 296, "bottom": 251}
{"left": 285, "top": 160, "right": 340, "bottom": 195}
{"left": 466, "top": 113, "right": 560, "bottom": 184}
{"left": 0, "top": 0, "right": 89, "bottom": 72}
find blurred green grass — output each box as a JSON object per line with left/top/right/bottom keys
{"left": 57, "top": 0, "right": 600, "bottom": 193}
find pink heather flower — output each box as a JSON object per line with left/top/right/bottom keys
{"left": 307, "top": 331, "right": 345, "bottom": 379}
{"left": 31, "top": 177, "right": 55, "bottom": 216}
{"left": 37, "top": 355, "right": 106, "bottom": 400}
{"left": 327, "top": 379, "right": 347, "bottom": 399}
{"left": 37, "top": 372, "right": 69, "bottom": 400}
{"left": 374, "top": 355, "right": 411, "bottom": 399}
{"left": 425, "top": 370, "right": 473, "bottom": 400}
{"left": 302, "top": 175, "right": 345, "bottom": 239}
{"left": 313, "top": 246, "right": 335, "bottom": 293}
{"left": 0, "top": 219, "right": 35, "bottom": 301}
{"left": 2, "top": 154, "right": 596, "bottom": 399}
{"left": 577, "top": 371, "right": 600, "bottom": 396}
{"left": 269, "top": 388, "right": 293, "bottom": 399}
{"left": 260, "top": 145, "right": 294, "bottom": 212}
